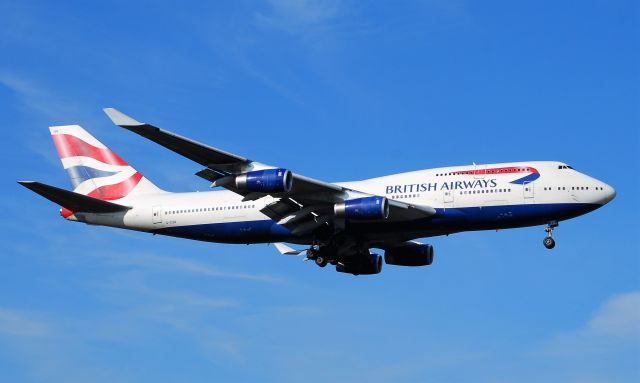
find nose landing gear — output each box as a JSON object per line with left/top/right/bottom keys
{"left": 543, "top": 221, "right": 558, "bottom": 249}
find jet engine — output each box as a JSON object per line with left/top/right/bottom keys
{"left": 336, "top": 252, "right": 383, "bottom": 275}
{"left": 334, "top": 196, "right": 389, "bottom": 220}
{"left": 384, "top": 242, "right": 434, "bottom": 266}
{"left": 235, "top": 168, "right": 293, "bottom": 193}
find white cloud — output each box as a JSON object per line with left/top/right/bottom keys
{"left": 540, "top": 291, "right": 640, "bottom": 359}
{"left": 255, "top": 0, "right": 342, "bottom": 32}
{"left": 0, "top": 308, "right": 49, "bottom": 337}
{"left": 91, "top": 250, "right": 283, "bottom": 283}
{"left": 586, "top": 291, "right": 640, "bottom": 338}
{"left": 0, "top": 71, "right": 81, "bottom": 120}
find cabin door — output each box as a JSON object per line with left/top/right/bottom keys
{"left": 523, "top": 182, "right": 535, "bottom": 204}
{"left": 443, "top": 189, "right": 454, "bottom": 208}
{"left": 152, "top": 205, "right": 163, "bottom": 224}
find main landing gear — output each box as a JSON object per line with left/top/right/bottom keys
{"left": 315, "top": 254, "right": 328, "bottom": 268}
{"left": 306, "top": 246, "right": 328, "bottom": 267}
{"left": 543, "top": 221, "right": 558, "bottom": 249}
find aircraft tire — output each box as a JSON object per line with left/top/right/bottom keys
{"left": 543, "top": 237, "right": 555, "bottom": 249}
{"left": 315, "top": 256, "right": 328, "bottom": 267}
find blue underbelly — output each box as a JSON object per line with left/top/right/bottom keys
{"left": 155, "top": 203, "right": 601, "bottom": 243}
{"left": 156, "top": 220, "right": 292, "bottom": 244}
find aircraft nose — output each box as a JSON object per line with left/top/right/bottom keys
{"left": 604, "top": 184, "right": 616, "bottom": 204}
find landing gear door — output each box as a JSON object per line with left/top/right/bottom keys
{"left": 152, "top": 205, "right": 163, "bottom": 224}
{"left": 523, "top": 181, "right": 534, "bottom": 203}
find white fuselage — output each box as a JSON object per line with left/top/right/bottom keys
{"left": 71, "top": 161, "right": 615, "bottom": 245}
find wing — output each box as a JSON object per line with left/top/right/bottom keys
{"left": 103, "top": 108, "right": 435, "bottom": 235}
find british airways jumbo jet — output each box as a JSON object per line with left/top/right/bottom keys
{"left": 19, "top": 109, "right": 616, "bottom": 275}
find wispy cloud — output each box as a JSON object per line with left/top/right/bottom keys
{"left": 198, "top": 0, "right": 347, "bottom": 106}
{"left": 0, "top": 308, "right": 49, "bottom": 337}
{"left": 90, "top": 250, "right": 283, "bottom": 283}
{"left": 0, "top": 70, "right": 82, "bottom": 120}
{"left": 540, "top": 291, "right": 640, "bottom": 358}
{"left": 255, "top": 0, "right": 342, "bottom": 33}
{"left": 0, "top": 70, "right": 92, "bottom": 170}
{"left": 586, "top": 291, "right": 640, "bottom": 338}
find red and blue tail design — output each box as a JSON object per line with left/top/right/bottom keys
{"left": 50, "top": 125, "right": 163, "bottom": 201}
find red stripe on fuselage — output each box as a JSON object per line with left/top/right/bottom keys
{"left": 447, "top": 166, "right": 539, "bottom": 176}
{"left": 87, "top": 172, "right": 143, "bottom": 200}
{"left": 52, "top": 134, "right": 129, "bottom": 166}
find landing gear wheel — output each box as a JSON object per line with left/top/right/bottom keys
{"left": 543, "top": 221, "right": 558, "bottom": 250}
{"left": 543, "top": 237, "right": 555, "bottom": 249}
{"left": 315, "top": 256, "right": 328, "bottom": 268}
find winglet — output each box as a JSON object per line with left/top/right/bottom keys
{"left": 274, "top": 243, "right": 305, "bottom": 256}
{"left": 103, "top": 108, "right": 143, "bottom": 126}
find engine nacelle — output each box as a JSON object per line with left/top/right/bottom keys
{"left": 336, "top": 252, "right": 383, "bottom": 275}
{"left": 334, "top": 196, "right": 389, "bottom": 220}
{"left": 235, "top": 168, "right": 293, "bottom": 193}
{"left": 384, "top": 242, "right": 434, "bottom": 266}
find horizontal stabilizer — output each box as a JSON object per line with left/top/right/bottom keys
{"left": 18, "top": 181, "right": 131, "bottom": 213}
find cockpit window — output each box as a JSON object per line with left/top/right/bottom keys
{"left": 558, "top": 165, "right": 574, "bottom": 170}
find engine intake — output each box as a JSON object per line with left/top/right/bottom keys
{"left": 334, "top": 196, "right": 389, "bottom": 220}
{"left": 385, "top": 242, "right": 434, "bottom": 266}
{"left": 235, "top": 168, "right": 293, "bottom": 193}
{"left": 336, "top": 252, "right": 383, "bottom": 275}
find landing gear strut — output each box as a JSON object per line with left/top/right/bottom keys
{"left": 543, "top": 221, "right": 558, "bottom": 249}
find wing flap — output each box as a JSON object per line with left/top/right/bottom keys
{"left": 260, "top": 198, "right": 302, "bottom": 222}
{"left": 195, "top": 168, "right": 227, "bottom": 183}
{"left": 387, "top": 200, "right": 436, "bottom": 221}
{"left": 274, "top": 243, "right": 307, "bottom": 256}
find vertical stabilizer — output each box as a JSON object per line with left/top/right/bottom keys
{"left": 49, "top": 125, "right": 164, "bottom": 200}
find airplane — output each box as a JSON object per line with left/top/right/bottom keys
{"left": 18, "top": 108, "right": 616, "bottom": 275}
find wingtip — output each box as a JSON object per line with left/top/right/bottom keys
{"left": 103, "top": 107, "right": 143, "bottom": 126}
{"left": 17, "top": 180, "right": 38, "bottom": 190}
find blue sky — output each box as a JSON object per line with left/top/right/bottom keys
{"left": 1, "top": 0, "right": 638, "bottom": 382}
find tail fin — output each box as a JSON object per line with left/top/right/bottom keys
{"left": 49, "top": 125, "right": 163, "bottom": 201}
